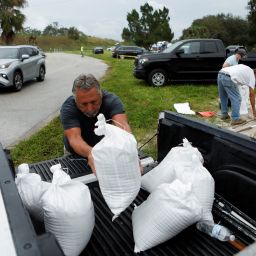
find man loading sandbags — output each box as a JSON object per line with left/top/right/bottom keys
{"left": 60, "top": 74, "right": 132, "bottom": 173}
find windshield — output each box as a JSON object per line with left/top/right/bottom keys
{"left": 162, "top": 41, "right": 184, "bottom": 53}
{"left": 0, "top": 48, "right": 19, "bottom": 59}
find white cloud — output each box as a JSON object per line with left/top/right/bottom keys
{"left": 147, "top": 1, "right": 165, "bottom": 10}
{"left": 22, "top": 0, "right": 249, "bottom": 41}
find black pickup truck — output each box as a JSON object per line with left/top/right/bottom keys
{"left": 1, "top": 111, "right": 256, "bottom": 256}
{"left": 133, "top": 38, "right": 256, "bottom": 86}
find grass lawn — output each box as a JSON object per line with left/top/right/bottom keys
{"left": 10, "top": 51, "right": 220, "bottom": 166}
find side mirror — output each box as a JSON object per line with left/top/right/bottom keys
{"left": 21, "top": 54, "right": 29, "bottom": 61}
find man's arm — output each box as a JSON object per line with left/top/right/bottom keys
{"left": 111, "top": 113, "right": 132, "bottom": 133}
{"left": 222, "top": 62, "right": 230, "bottom": 68}
{"left": 249, "top": 87, "right": 256, "bottom": 117}
{"left": 112, "top": 113, "right": 143, "bottom": 174}
{"left": 64, "top": 127, "right": 96, "bottom": 173}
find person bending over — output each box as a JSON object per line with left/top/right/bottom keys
{"left": 217, "top": 64, "right": 255, "bottom": 125}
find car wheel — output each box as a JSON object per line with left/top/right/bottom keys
{"left": 148, "top": 69, "right": 167, "bottom": 87}
{"left": 13, "top": 71, "right": 23, "bottom": 91}
{"left": 37, "top": 66, "right": 45, "bottom": 81}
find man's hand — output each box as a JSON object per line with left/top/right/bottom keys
{"left": 87, "top": 151, "right": 96, "bottom": 175}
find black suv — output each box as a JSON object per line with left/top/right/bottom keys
{"left": 134, "top": 39, "right": 228, "bottom": 87}
{"left": 112, "top": 45, "right": 146, "bottom": 58}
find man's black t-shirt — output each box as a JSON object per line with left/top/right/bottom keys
{"left": 60, "top": 90, "right": 125, "bottom": 152}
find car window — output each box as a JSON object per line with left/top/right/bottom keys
{"left": 0, "top": 48, "right": 19, "bottom": 59}
{"left": 31, "top": 48, "right": 39, "bottom": 56}
{"left": 179, "top": 42, "right": 200, "bottom": 54}
{"left": 202, "top": 42, "right": 218, "bottom": 54}
{"left": 20, "top": 47, "right": 30, "bottom": 57}
{"left": 162, "top": 41, "right": 183, "bottom": 53}
{"left": 26, "top": 47, "right": 35, "bottom": 56}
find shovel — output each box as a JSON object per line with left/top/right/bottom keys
{"left": 235, "top": 124, "right": 256, "bottom": 133}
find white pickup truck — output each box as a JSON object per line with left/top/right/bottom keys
{"left": 1, "top": 111, "right": 256, "bottom": 256}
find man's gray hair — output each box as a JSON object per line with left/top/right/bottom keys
{"left": 72, "top": 74, "right": 101, "bottom": 94}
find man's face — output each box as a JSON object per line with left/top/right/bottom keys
{"left": 236, "top": 53, "right": 242, "bottom": 60}
{"left": 75, "top": 87, "right": 102, "bottom": 117}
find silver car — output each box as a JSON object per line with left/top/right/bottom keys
{"left": 0, "top": 45, "right": 46, "bottom": 91}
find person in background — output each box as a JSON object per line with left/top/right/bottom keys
{"left": 217, "top": 64, "right": 256, "bottom": 125}
{"left": 223, "top": 48, "right": 247, "bottom": 68}
{"left": 60, "top": 74, "right": 131, "bottom": 173}
{"left": 80, "top": 46, "right": 84, "bottom": 57}
{"left": 222, "top": 48, "right": 249, "bottom": 117}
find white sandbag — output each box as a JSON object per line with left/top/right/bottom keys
{"left": 15, "top": 163, "right": 50, "bottom": 221}
{"left": 239, "top": 85, "right": 249, "bottom": 115}
{"left": 92, "top": 113, "right": 141, "bottom": 220}
{"left": 168, "top": 138, "right": 204, "bottom": 164}
{"left": 132, "top": 180, "right": 202, "bottom": 253}
{"left": 50, "top": 163, "right": 71, "bottom": 185}
{"left": 16, "top": 163, "right": 30, "bottom": 174}
{"left": 41, "top": 168, "right": 95, "bottom": 256}
{"left": 141, "top": 160, "right": 175, "bottom": 193}
{"left": 141, "top": 138, "right": 203, "bottom": 193}
{"left": 174, "top": 154, "right": 215, "bottom": 223}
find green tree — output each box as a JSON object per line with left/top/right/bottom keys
{"left": 67, "top": 26, "right": 80, "bottom": 40}
{"left": 180, "top": 14, "right": 249, "bottom": 46}
{"left": 43, "top": 22, "right": 59, "bottom": 36}
{"left": 21, "top": 26, "right": 42, "bottom": 36}
{"left": 43, "top": 22, "right": 81, "bottom": 39}
{"left": 122, "top": 3, "right": 174, "bottom": 48}
{"left": 247, "top": 0, "right": 256, "bottom": 47}
{"left": 0, "top": 0, "right": 27, "bottom": 45}
{"left": 181, "top": 26, "right": 210, "bottom": 39}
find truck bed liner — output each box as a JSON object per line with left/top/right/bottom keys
{"left": 28, "top": 155, "right": 254, "bottom": 256}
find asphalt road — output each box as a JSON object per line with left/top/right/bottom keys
{"left": 0, "top": 53, "right": 108, "bottom": 149}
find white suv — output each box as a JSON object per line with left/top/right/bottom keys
{"left": 0, "top": 45, "right": 46, "bottom": 91}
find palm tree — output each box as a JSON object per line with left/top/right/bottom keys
{"left": 0, "top": 0, "right": 27, "bottom": 45}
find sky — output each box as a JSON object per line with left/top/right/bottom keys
{"left": 23, "top": 0, "right": 249, "bottom": 41}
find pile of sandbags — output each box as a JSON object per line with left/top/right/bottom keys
{"left": 135, "top": 138, "right": 215, "bottom": 252}
{"left": 16, "top": 163, "right": 95, "bottom": 256}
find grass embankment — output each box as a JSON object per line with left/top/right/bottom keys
{"left": 10, "top": 51, "right": 220, "bottom": 166}
{"left": 0, "top": 34, "right": 117, "bottom": 52}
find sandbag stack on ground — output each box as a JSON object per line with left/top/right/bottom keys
{"left": 92, "top": 113, "right": 141, "bottom": 221}
{"left": 132, "top": 180, "right": 202, "bottom": 253}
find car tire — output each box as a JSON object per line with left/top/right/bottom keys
{"left": 37, "top": 66, "right": 45, "bottom": 81}
{"left": 13, "top": 71, "right": 23, "bottom": 91}
{"left": 148, "top": 69, "right": 167, "bottom": 87}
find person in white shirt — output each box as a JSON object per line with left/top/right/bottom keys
{"left": 217, "top": 64, "right": 256, "bottom": 125}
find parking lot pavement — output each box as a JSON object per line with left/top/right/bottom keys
{"left": 0, "top": 53, "right": 108, "bottom": 148}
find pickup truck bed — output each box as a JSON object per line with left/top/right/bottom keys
{"left": 1, "top": 111, "right": 256, "bottom": 255}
